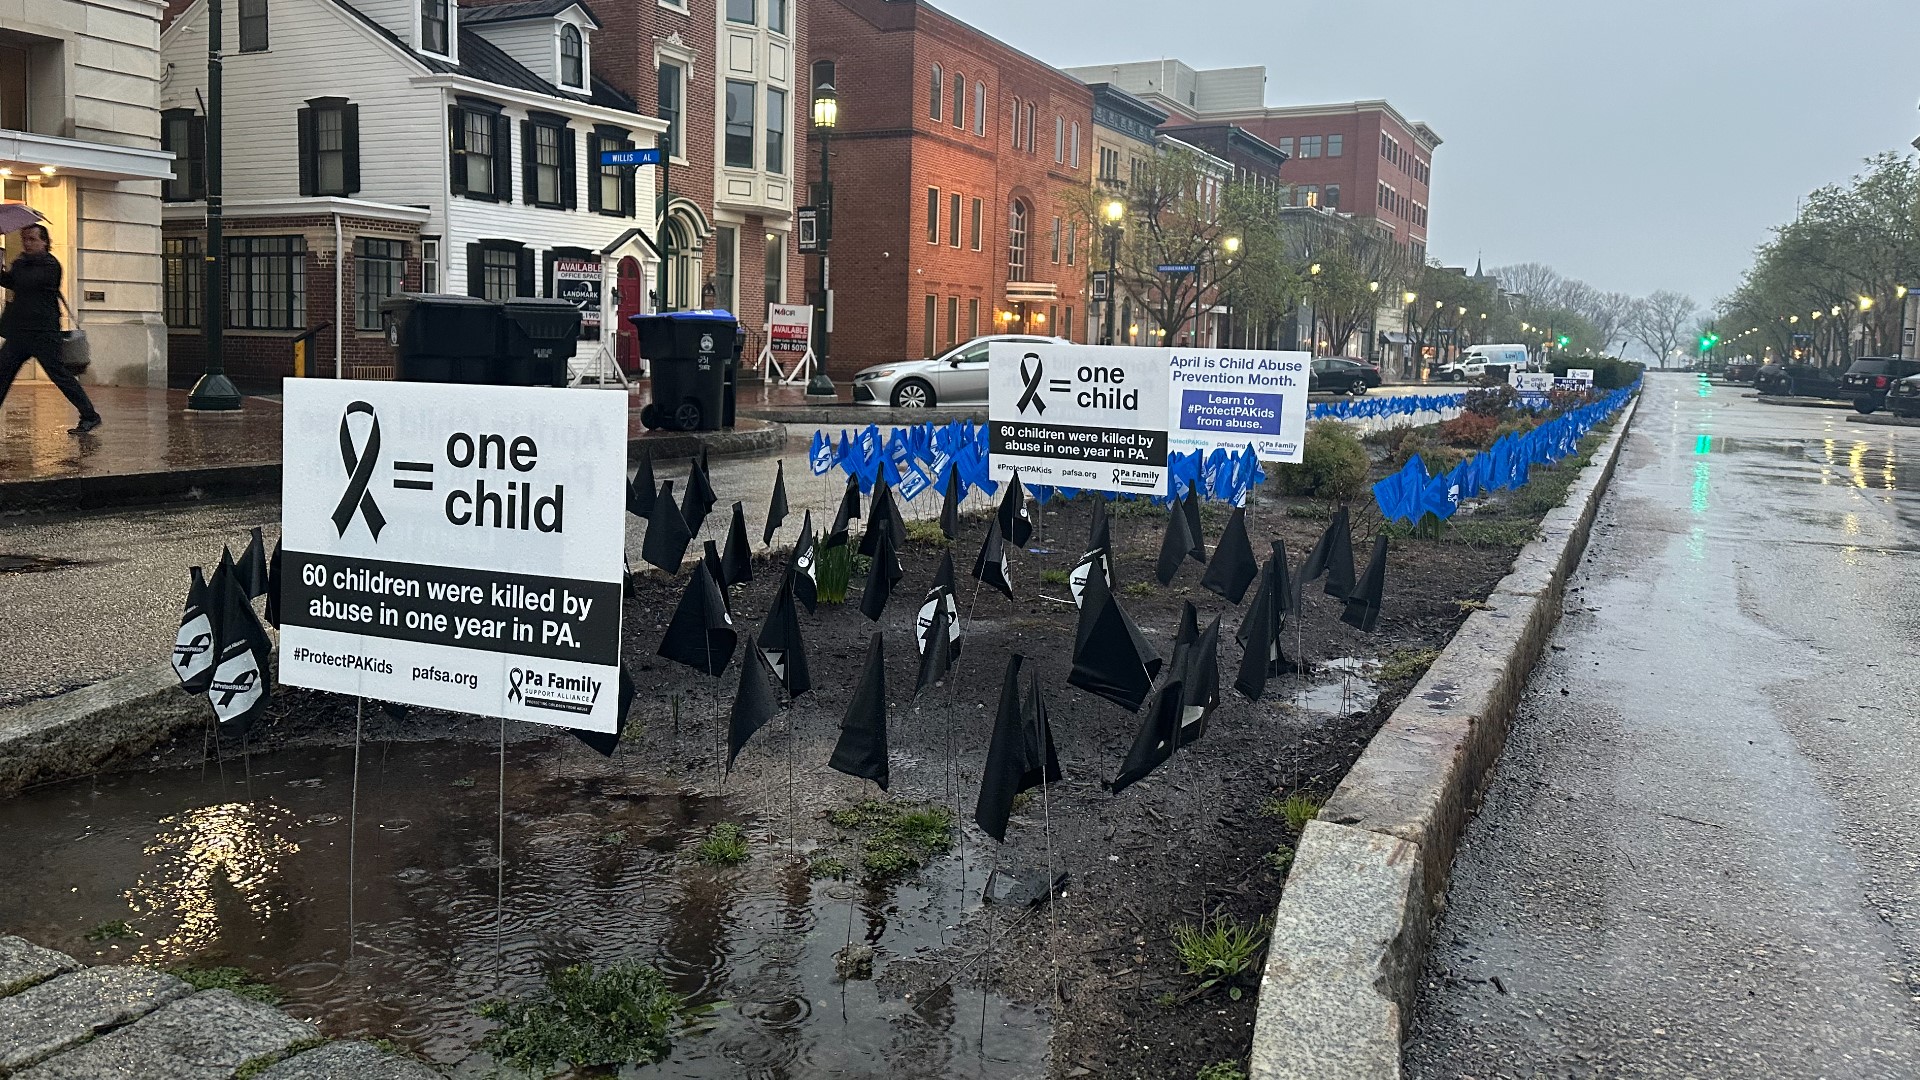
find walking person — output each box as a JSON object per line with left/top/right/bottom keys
{"left": 0, "top": 223, "right": 101, "bottom": 434}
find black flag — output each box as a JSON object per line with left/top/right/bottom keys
{"left": 826, "top": 474, "right": 861, "bottom": 549}
{"left": 972, "top": 518, "right": 1014, "bottom": 600}
{"left": 1200, "top": 507, "right": 1258, "bottom": 604}
{"left": 722, "top": 501, "right": 754, "bottom": 587}
{"left": 788, "top": 510, "right": 819, "bottom": 613}
{"left": 627, "top": 456, "right": 657, "bottom": 517}
{"left": 264, "top": 538, "right": 284, "bottom": 628}
{"left": 997, "top": 471, "right": 1033, "bottom": 548}
{"left": 939, "top": 465, "right": 961, "bottom": 540}
{"left": 757, "top": 575, "right": 812, "bottom": 699}
{"left": 572, "top": 665, "right": 635, "bottom": 757}
{"left": 974, "top": 654, "right": 1061, "bottom": 841}
{"left": 827, "top": 634, "right": 890, "bottom": 789}
{"left": 1073, "top": 550, "right": 1112, "bottom": 658}
{"left": 915, "top": 551, "right": 963, "bottom": 663}
{"left": 206, "top": 569, "right": 272, "bottom": 732}
{"left": 1233, "top": 556, "right": 1295, "bottom": 701}
{"left": 683, "top": 454, "right": 718, "bottom": 533}
{"left": 1110, "top": 678, "right": 1184, "bottom": 794}
{"left": 702, "top": 540, "right": 728, "bottom": 606}
{"left": 1068, "top": 584, "right": 1162, "bottom": 712}
{"left": 172, "top": 566, "right": 218, "bottom": 693}
{"left": 1176, "top": 615, "right": 1222, "bottom": 745}
{"left": 1181, "top": 489, "right": 1206, "bottom": 564}
{"left": 1342, "top": 533, "right": 1389, "bottom": 632}
{"left": 858, "top": 527, "right": 904, "bottom": 622}
{"left": 915, "top": 599, "right": 953, "bottom": 696}
{"left": 1174, "top": 600, "right": 1199, "bottom": 650}
{"left": 1072, "top": 500, "right": 1113, "bottom": 606}
{"left": 1308, "top": 505, "right": 1356, "bottom": 600}
{"left": 1270, "top": 539, "right": 1297, "bottom": 617}
{"left": 763, "top": 461, "right": 789, "bottom": 545}
{"left": 642, "top": 479, "right": 693, "bottom": 572}
{"left": 727, "top": 647, "right": 780, "bottom": 769}
{"left": 657, "top": 562, "right": 737, "bottom": 677}
{"left": 1155, "top": 502, "right": 1194, "bottom": 586}
{"left": 236, "top": 527, "right": 269, "bottom": 599}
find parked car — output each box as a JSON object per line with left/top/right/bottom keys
{"left": 1887, "top": 373, "right": 1920, "bottom": 418}
{"left": 1309, "top": 357, "right": 1382, "bottom": 395}
{"left": 1723, "top": 359, "right": 1760, "bottom": 384}
{"left": 851, "top": 334, "right": 1069, "bottom": 407}
{"left": 1754, "top": 363, "right": 1846, "bottom": 399}
{"left": 1839, "top": 356, "right": 1920, "bottom": 414}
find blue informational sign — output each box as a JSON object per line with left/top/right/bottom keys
{"left": 1156, "top": 263, "right": 1197, "bottom": 274}
{"left": 1180, "top": 389, "right": 1283, "bottom": 435}
{"left": 598, "top": 147, "right": 662, "bottom": 167}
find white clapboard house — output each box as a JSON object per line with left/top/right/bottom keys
{"left": 158, "top": 0, "right": 666, "bottom": 384}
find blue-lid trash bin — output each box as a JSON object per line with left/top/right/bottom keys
{"left": 631, "top": 309, "right": 745, "bottom": 431}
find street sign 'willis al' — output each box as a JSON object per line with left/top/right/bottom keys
{"left": 987, "top": 342, "right": 1171, "bottom": 495}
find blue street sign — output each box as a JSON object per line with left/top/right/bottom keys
{"left": 1157, "top": 263, "right": 1196, "bottom": 274}
{"left": 599, "top": 147, "right": 662, "bottom": 167}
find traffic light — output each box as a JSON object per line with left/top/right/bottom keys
{"left": 1698, "top": 331, "right": 1720, "bottom": 352}
{"left": 1556, "top": 334, "right": 1570, "bottom": 348}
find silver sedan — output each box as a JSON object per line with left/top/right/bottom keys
{"left": 851, "top": 334, "right": 1069, "bottom": 407}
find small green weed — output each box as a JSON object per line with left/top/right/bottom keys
{"left": 85, "top": 920, "right": 136, "bottom": 943}
{"left": 1261, "top": 792, "right": 1325, "bottom": 834}
{"left": 693, "top": 822, "right": 750, "bottom": 865}
{"left": 1455, "top": 598, "right": 1489, "bottom": 612}
{"left": 1197, "top": 1062, "right": 1247, "bottom": 1080}
{"left": 1173, "top": 913, "right": 1269, "bottom": 1000}
{"left": 162, "top": 964, "right": 280, "bottom": 1004}
{"left": 599, "top": 829, "right": 628, "bottom": 847}
{"left": 235, "top": 1038, "right": 326, "bottom": 1080}
{"left": 808, "top": 856, "right": 848, "bottom": 880}
{"left": 1154, "top": 990, "right": 1178, "bottom": 1009}
{"left": 1265, "top": 846, "right": 1295, "bottom": 873}
{"left": 1039, "top": 568, "right": 1070, "bottom": 586}
{"left": 1284, "top": 502, "right": 1336, "bottom": 521}
{"left": 1122, "top": 581, "right": 1155, "bottom": 598}
{"left": 450, "top": 776, "right": 476, "bottom": 789}
{"left": 1009, "top": 791, "right": 1033, "bottom": 814}
{"left": 1107, "top": 496, "right": 1161, "bottom": 518}
{"left": 815, "top": 542, "right": 852, "bottom": 604}
{"left": 905, "top": 519, "right": 950, "bottom": 546}
{"left": 478, "top": 961, "right": 701, "bottom": 1074}
{"left": 1376, "top": 648, "right": 1440, "bottom": 684}
{"left": 824, "top": 801, "right": 954, "bottom": 883}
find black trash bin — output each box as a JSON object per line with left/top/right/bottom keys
{"left": 499, "top": 298, "right": 583, "bottom": 387}
{"left": 631, "top": 309, "right": 744, "bottom": 431}
{"left": 382, "top": 294, "right": 501, "bottom": 383}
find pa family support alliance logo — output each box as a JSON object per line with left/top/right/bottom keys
{"left": 508, "top": 666, "right": 602, "bottom": 715}
{"left": 333, "top": 400, "right": 569, "bottom": 539}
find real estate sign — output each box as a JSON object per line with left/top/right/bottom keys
{"left": 768, "top": 303, "right": 812, "bottom": 355}
{"left": 278, "top": 381, "right": 628, "bottom": 731}
{"left": 988, "top": 342, "right": 1169, "bottom": 494}
{"left": 1165, "top": 347, "right": 1311, "bottom": 463}
{"left": 553, "top": 257, "right": 603, "bottom": 338}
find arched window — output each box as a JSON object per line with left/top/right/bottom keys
{"left": 1010, "top": 96, "right": 1021, "bottom": 148}
{"left": 973, "top": 81, "right": 985, "bottom": 136}
{"left": 1007, "top": 199, "right": 1029, "bottom": 282}
{"left": 559, "top": 25, "right": 583, "bottom": 87}
{"left": 930, "top": 64, "right": 942, "bottom": 121}
{"left": 950, "top": 72, "right": 963, "bottom": 128}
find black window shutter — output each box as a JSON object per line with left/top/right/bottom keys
{"left": 341, "top": 103, "right": 361, "bottom": 195}
{"left": 448, "top": 106, "right": 467, "bottom": 196}
{"left": 493, "top": 113, "right": 512, "bottom": 202}
{"left": 466, "top": 243, "right": 485, "bottom": 297}
{"left": 520, "top": 120, "right": 536, "bottom": 206}
{"left": 296, "top": 106, "right": 315, "bottom": 197}
{"left": 560, "top": 127, "right": 577, "bottom": 210}
{"left": 583, "top": 132, "right": 599, "bottom": 212}
{"left": 187, "top": 116, "right": 207, "bottom": 198}
{"left": 542, "top": 250, "right": 556, "bottom": 296}
{"left": 517, "top": 247, "right": 535, "bottom": 297}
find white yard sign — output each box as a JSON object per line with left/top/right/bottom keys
{"left": 1165, "top": 347, "right": 1311, "bottom": 463}
{"left": 279, "top": 381, "right": 628, "bottom": 731}
{"left": 988, "top": 342, "right": 1170, "bottom": 493}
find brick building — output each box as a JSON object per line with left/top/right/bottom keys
{"left": 808, "top": 0, "right": 1092, "bottom": 382}
{"left": 1065, "top": 60, "right": 1441, "bottom": 261}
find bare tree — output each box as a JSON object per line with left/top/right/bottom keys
{"left": 1629, "top": 291, "right": 1697, "bottom": 367}
{"left": 1491, "top": 262, "right": 1565, "bottom": 306}
{"left": 1581, "top": 291, "right": 1636, "bottom": 356}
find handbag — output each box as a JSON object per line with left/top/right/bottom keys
{"left": 57, "top": 292, "right": 89, "bottom": 373}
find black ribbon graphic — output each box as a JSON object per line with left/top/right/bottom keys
{"left": 1017, "top": 354, "right": 1046, "bottom": 415}
{"left": 332, "top": 400, "right": 388, "bottom": 539}
{"left": 508, "top": 668, "right": 525, "bottom": 702}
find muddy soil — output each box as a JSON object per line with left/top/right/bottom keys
{"left": 115, "top": 464, "right": 1524, "bottom": 1077}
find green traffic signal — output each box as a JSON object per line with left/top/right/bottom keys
{"left": 1556, "top": 334, "right": 1570, "bottom": 348}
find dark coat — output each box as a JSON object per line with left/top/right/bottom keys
{"left": 0, "top": 251, "right": 62, "bottom": 337}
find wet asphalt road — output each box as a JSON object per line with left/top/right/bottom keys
{"left": 1406, "top": 374, "right": 1920, "bottom": 1077}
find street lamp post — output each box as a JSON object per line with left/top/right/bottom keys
{"left": 806, "top": 82, "right": 838, "bottom": 398}
{"left": 1101, "top": 198, "right": 1124, "bottom": 345}
{"left": 187, "top": 0, "right": 241, "bottom": 411}
{"left": 1220, "top": 234, "right": 1240, "bottom": 348}
{"left": 1305, "top": 262, "right": 1322, "bottom": 356}
{"left": 1402, "top": 291, "right": 1417, "bottom": 380}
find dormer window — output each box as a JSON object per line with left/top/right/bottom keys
{"left": 559, "top": 24, "right": 583, "bottom": 88}
{"left": 420, "top": 0, "right": 449, "bottom": 55}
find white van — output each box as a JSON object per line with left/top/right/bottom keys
{"left": 1438, "top": 344, "right": 1531, "bottom": 382}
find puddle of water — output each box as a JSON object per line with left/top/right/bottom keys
{"left": 1293, "top": 657, "right": 1380, "bottom": 717}
{"left": 0, "top": 742, "right": 1045, "bottom": 1078}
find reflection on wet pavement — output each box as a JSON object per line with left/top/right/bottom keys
{"left": 0, "top": 741, "right": 1046, "bottom": 1077}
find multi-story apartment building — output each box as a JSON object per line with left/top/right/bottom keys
{"left": 2, "top": 0, "right": 174, "bottom": 387}
{"left": 158, "top": 0, "right": 667, "bottom": 385}
{"left": 808, "top": 0, "right": 1093, "bottom": 383}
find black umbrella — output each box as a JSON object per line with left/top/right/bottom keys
{"left": 827, "top": 634, "right": 890, "bottom": 789}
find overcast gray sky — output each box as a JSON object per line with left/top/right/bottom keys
{"left": 939, "top": 0, "right": 1920, "bottom": 310}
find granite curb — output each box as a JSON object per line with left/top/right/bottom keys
{"left": 1845, "top": 412, "right": 1920, "bottom": 428}
{"left": 1247, "top": 395, "right": 1641, "bottom": 1079}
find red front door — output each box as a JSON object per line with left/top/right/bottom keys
{"left": 616, "top": 256, "right": 643, "bottom": 374}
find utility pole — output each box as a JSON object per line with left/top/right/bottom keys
{"left": 187, "top": 0, "right": 240, "bottom": 410}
